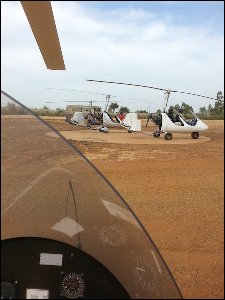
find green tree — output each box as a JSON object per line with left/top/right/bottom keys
{"left": 199, "top": 106, "right": 207, "bottom": 116}
{"left": 174, "top": 104, "right": 181, "bottom": 112}
{"left": 181, "top": 102, "right": 193, "bottom": 114}
{"left": 207, "top": 104, "right": 214, "bottom": 116}
{"left": 136, "top": 110, "right": 148, "bottom": 113}
{"left": 108, "top": 102, "right": 119, "bottom": 112}
{"left": 119, "top": 106, "right": 130, "bottom": 113}
{"left": 214, "top": 91, "right": 224, "bottom": 119}
{"left": 7, "top": 102, "right": 17, "bottom": 113}
{"left": 94, "top": 106, "right": 101, "bottom": 113}
{"left": 55, "top": 108, "right": 65, "bottom": 116}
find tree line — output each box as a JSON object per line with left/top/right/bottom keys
{"left": 1, "top": 91, "right": 223, "bottom": 119}
{"left": 198, "top": 91, "right": 224, "bottom": 120}
{"left": 108, "top": 91, "right": 224, "bottom": 120}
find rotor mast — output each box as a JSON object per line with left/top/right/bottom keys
{"left": 89, "top": 100, "right": 93, "bottom": 114}
{"left": 105, "top": 95, "right": 111, "bottom": 112}
{"left": 164, "top": 89, "right": 171, "bottom": 112}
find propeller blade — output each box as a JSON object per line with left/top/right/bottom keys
{"left": 45, "top": 101, "right": 90, "bottom": 103}
{"left": 21, "top": 1, "right": 65, "bottom": 70}
{"left": 169, "top": 89, "right": 217, "bottom": 100}
{"left": 60, "top": 100, "right": 107, "bottom": 103}
{"left": 87, "top": 79, "right": 165, "bottom": 91}
{"left": 45, "top": 100, "right": 106, "bottom": 103}
{"left": 46, "top": 87, "right": 157, "bottom": 104}
{"left": 87, "top": 80, "right": 217, "bottom": 100}
{"left": 46, "top": 88, "right": 107, "bottom": 96}
{"left": 46, "top": 87, "right": 134, "bottom": 101}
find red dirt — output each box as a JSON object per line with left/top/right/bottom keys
{"left": 2, "top": 116, "right": 224, "bottom": 299}
{"left": 60, "top": 119, "right": 224, "bottom": 299}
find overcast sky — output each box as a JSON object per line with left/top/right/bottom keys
{"left": 1, "top": 1, "right": 224, "bottom": 112}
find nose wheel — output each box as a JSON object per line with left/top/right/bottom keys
{"left": 191, "top": 132, "right": 199, "bottom": 139}
{"left": 99, "top": 126, "right": 109, "bottom": 133}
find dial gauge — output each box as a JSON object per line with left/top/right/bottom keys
{"left": 60, "top": 272, "right": 85, "bottom": 299}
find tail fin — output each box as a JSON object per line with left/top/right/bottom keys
{"left": 115, "top": 116, "right": 122, "bottom": 123}
{"left": 122, "top": 113, "right": 141, "bottom": 131}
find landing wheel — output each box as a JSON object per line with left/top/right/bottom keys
{"left": 191, "top": 132, "right": 199, "bottom": 139}
{"left": 164, "top": 132, "right": 172, "bottom": 140}
{"left": 153, "top": 131, "right": 160, "bottom": 137}
{"left": 128, "top": 129, "right": 133, "bottom": 133}
{"left": 100, "top": 127, "right": 109, "bottom": 133}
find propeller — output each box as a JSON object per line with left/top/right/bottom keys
{"left": 45, "top": 100, "right": 106, "bottom": 104}
{"left": 46, "top": 88, "right": 160, "bottom": 107}
{"left": 46, "top": 87, "right": 134, "bottom": 100}
{"left": 46, "top": 88, "right": 107, "bottom": 96}
{"left": 21, "top": 1, "right": 65, "bottom": 70}
{"left": 86, "top": 79, "right": 217, "bottom": 101}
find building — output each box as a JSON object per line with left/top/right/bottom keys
{"left": 66, "top": 105, "right": 101, "bottom": 114}
{"left": 66, "top": 105, "right": 88, "bottom": 114}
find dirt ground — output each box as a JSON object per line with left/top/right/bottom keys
{"left": 2, "top": 116, "right": 224, "bottom": 299}
{"left": 43, "top": 118, "right": 224, "bottom": 299}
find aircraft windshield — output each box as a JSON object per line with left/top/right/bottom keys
{"left": 173, "top": 108, "right": 197, "bottom": 121}
{"left": 1, "top": 91, "right": 182, "bottom": 299}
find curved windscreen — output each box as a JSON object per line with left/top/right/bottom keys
{"left": 1, "top": 91, "right": 182, "bottom": 299}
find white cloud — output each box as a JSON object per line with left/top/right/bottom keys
{"left": 1, "top": 1, "right": 224, "bottom": 112}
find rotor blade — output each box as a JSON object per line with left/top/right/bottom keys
{"left": 169, "top": 89, "right": 217, "bottom": 100}
{"left": 45, "top": 100, "right": 106, "bottom": 103}
{"left": 60, "top": 100, "right": 107, "bottom": 103}
{"left": 87, "top": 79, "right": 165, "bottom": 91}
{"left": 87, "top": 80, "right": 217, "bottom": 100}
{"left": 46, "top": 87, "right": 156, "bottom": 104}
{"left": 46, "top": 87, "right": 133, "bottom": 102}
{"left": 45, "top": 101, "right": 91, "bottom": 103}
{"left": 21, "top": 1, "right": 65, "bottom": 70}
{"left": 46, "top": 88, "right": 107, "bottom": 96}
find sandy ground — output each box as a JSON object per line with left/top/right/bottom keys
{"left": 2, "top": 117, "right": 224, "bottom": 299}
{"left": 43, "top": 118, "right": 224, "bottom": 299}
{"left": 46, "top": 129, "right": 211, "bottom": 144}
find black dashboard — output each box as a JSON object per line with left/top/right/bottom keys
{"left": 1, "top": 237, "right": 130, "bottom": 299}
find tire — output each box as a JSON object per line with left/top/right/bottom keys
{"left": 128, "top": 129, "right": 133, "bottom": 133}
{"left": 164, "top": 132, "right": 172, "bottom": 140}
{"left": 153, "top": 132, "right": 160, "bottom": 138}
{"left": 191, "top": 132, "right": 199, "bottom": 139}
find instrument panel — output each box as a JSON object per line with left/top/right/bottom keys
{"left": 1, "top": 238, "right": 130, "bottom": 299}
